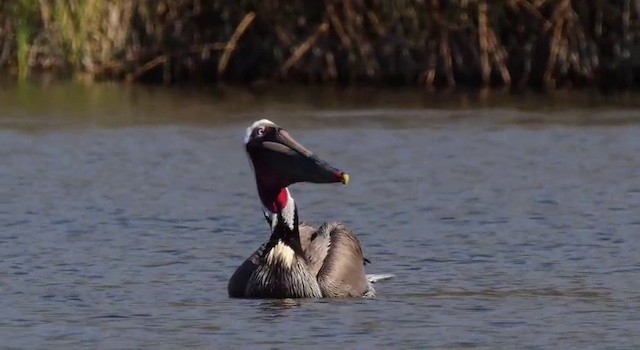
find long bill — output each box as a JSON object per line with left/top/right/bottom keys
{"left": 246, "top": 127, "right": 349, "bottom": 188}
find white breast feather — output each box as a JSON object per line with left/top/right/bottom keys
{"left": 266, "top": 240, "right": 295, "bottom": 268}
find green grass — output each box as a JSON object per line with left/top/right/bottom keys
{"left": 53, "top": 0, "right": 110, "bottom": 72}
{"left": 13, "top": 0, "right": 38, "bottom": 79}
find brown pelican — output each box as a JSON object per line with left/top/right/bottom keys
{"left": 228, "top": 119, "right": 390, "bottom": 298}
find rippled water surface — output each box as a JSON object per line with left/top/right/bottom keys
{"left": 2, "top": 84, "right": 640, "bottom": 348}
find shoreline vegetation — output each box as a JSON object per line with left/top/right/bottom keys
{"left": 1, "top": 1, "right": 639, "bottom": 92}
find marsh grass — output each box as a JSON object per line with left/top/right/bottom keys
{"left": 45, "top": 0, "right": 132, "bottom": 75}
{"left": 13, "top": 0, "right": 39, "bottom": 79}
{"left": 0, "top": 0, "right": 638, "bottom": 91}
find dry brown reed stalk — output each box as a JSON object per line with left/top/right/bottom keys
{"left": 512, "top": 0, "right": 552, "bottom": 30}
{"left": 365, "top": 10, "right": 385, "bottom": 37}
{"left": 325, "top": 52, "right": 337, "bottom": 80}
{"left": 346, "top": 2, "right": 379, "bottom": 79}
{"left": 424, "top": 43, "right": 438, "bottom": 89}
{"left": 279, "top": 21, "right": 329, "bottom": 77}
{"left": 478, "top": 0, "right": 490, "bottom": 86}
{"left": 440, "top": 30, "right": 455, "bottom": 89}
{"left": 126, "top": 55, "right": 167, "bottom": 82}
{"left": 217, "top": 11, "right": 256, "bottom": 77}
{"left": 124, "top": 42, "right": 227, "bottom": 83}
{"left": 544, "top": 0, "right": 571, "bottom": 88}
{"left": 326, "top": 0, "right": 380, "bottom": 80}
{"left": 426, "top": 0, "right": 455, "bottom": 89}
{"left": 274, "top": 26, "right": 293, "bottom": 47}
{"left": 487, "top": 28, "right": 512, "bottom": 85}
{"left": 533, "top": 0, "right": 548, "bottom": 8}
{"left": 327, "top": 4, "right": 351, "bottom": 48}
{"left": 623, "top": 0, "right": 631, "bottom": 45}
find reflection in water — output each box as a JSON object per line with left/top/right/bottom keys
{"left": 1, "top": 83, "right": 640, "bottom": 348}
{"left": 260, "top": 299, "right": 304, "bottom": 309}
{"left": 255, "top": 299, "right": 305, "bottom": 321}
{"left": 1, "top": 82, "right": 640, "bottom": 130}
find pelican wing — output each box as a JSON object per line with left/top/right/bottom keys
{"left": 304, "top": 222, "right": 371, "bottom": 298}
{"left": 227, "top": 242, "right": 267, "bottom": 297}
{"left": 298, "top": 222, "right": 328, "bottom": 276}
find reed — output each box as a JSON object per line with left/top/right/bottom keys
{"left": 0, "top": 0, "right": 637, "bottom": 91}
{"left": 12, "top": 0, "right": 39, "bottom": 79}
{"left": 43, "top": 0, "right": 132, "bottom": 75}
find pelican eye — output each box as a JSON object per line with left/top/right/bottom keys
{"left": 255, "top": 126, "right": 266, "bottom": 137}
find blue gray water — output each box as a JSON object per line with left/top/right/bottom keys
{"left": 1, "top": 85, "right": 640, "bottom": 348}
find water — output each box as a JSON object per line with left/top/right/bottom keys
{"left": 1, "top": 84, "right": 640, "bottom": 348}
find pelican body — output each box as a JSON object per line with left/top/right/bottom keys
{"left": 228, "top": 119, "right": 379, "bottom": 298}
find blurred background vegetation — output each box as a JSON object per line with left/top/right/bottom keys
{"left": 1, "top": 0, "right": 638, "bottom": 91}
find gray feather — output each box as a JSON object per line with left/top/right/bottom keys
{"left": 306, "top": 222, "right": 372, "bottom": 298}
{"left": 367, "top": 273, "right": 395, "bottom": 283}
